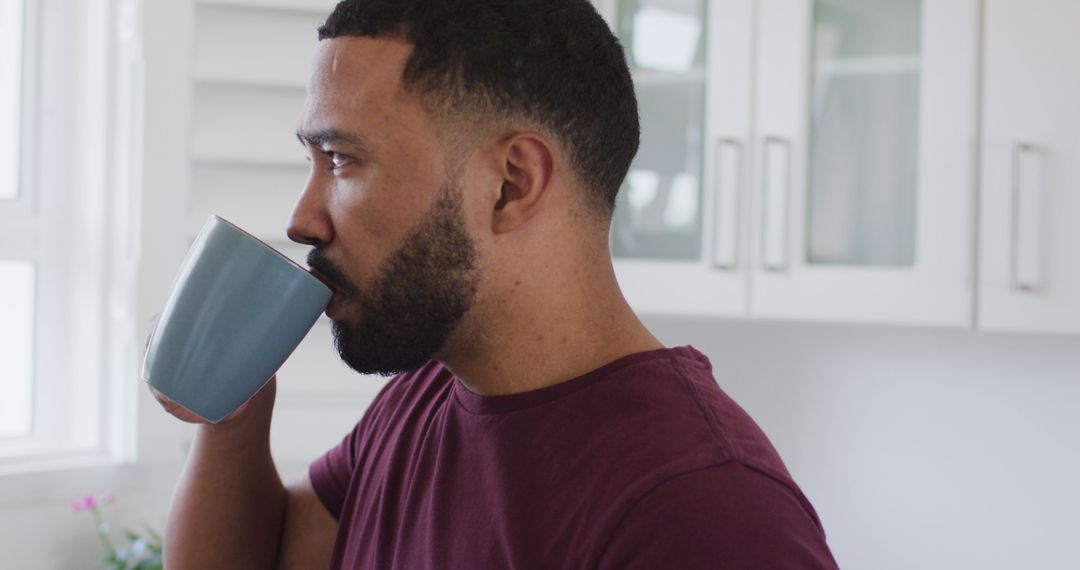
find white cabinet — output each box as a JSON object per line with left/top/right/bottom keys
{"left": 610, "top": 0, "right": 750, "bottom": 316}
{"left": 978, "top": 0, "right": 1080, "bottom": 334}
{"left": 749, "top": 0, "right": 978, "bottom": 325}
{"left": 609, "top": 0, "right": 980, "bottom": 326}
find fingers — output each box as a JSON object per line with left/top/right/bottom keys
{"left": 148, "top": 384, "right": 209, "bottom": 424}
{"left": 147, "top": 373, "right": 277, "bottom": 425}
{"left": 144, "top": 313, "right": 208, "bottom": 422}
{"left": 143, "top": 313, "right": 278, "bottom": 426}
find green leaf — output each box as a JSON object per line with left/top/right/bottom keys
{"left": 132, "top": 553, "right": 163, "bottom": 570}
{"left": 143, "top": 524, "right": 163, "bottom": 545}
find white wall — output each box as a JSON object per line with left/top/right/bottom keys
{"left": 644, "top": 316, "right": 1080, "bottom": 570}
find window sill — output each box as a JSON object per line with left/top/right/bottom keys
{"left": 0, "top": 454, "right": 149, "bottom": 509}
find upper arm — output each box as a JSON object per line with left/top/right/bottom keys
{"left": 275, "top": 474, "right": 338, "bottom": 570}
{"left": 598, "top": 463, "right": 838, "bottom": 570}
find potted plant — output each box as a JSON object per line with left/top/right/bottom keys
{"left": 71, "top": 492, "right": 163, "bottom": 570}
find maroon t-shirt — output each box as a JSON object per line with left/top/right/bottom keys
{"left": 309, "top": 346, "right": 838, "bottom": 569}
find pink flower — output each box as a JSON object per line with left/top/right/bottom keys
{"left": 72, "top": 495, "right": 93, "bottom": 513}
{"left": 71, "top": 492, "right": 112, "bottom": 514}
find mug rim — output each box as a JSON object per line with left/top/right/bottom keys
{"left": 209, "top": 214, "right": 331, "bottom": 295}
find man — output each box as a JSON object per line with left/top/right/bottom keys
{"left": 153, "top": 0, "right": 838, "bottom": 568}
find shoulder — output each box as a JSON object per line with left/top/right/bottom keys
{"left": 605, "top": 346, "right": 794, "bottom": 478}
{"left": 598, "top": 462, "right": 838, "bottom": 569}
{"left": 664, "top": 347, "right": 797, "bottom": 479}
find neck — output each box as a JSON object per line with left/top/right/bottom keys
{"left": 440, "top": 251, "right": 664, "bottom": 396}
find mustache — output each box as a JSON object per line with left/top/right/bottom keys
{"left": 306, "top": 248, "right": 360, "bottom": 297}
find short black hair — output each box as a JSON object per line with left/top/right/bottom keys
{"left": 318, "top": 0, "right": 639, "bottom": 217}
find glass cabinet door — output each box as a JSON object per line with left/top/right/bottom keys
{"left": 806, "top": 0, "right": 921, "bottom": 267}
{"left": 609, "top": 0, "right": 753, "bottom": 317}
{"left": 751, "top": 0, "right": 977, "bottom": 325}
{"left": 611, "top": 0, "right": 707, "bottom": 260}
{"left": 608, "top": 0, "right": 975, "bottom": 324}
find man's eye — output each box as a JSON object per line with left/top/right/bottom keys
{"left": 323, "top": 151, "right": 351, "bottom": 170}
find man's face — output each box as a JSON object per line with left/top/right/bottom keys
{"left": 288, "top": 37, "right": 480, "bottom": 375}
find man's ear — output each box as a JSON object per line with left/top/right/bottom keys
{"left": 491, "top": 133, "right": 555, "bottom": 235}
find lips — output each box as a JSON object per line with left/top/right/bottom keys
{"left": 326, "top": 292, "right": 346, "bottom": 320}
{"left": 308, "top": 268, "right": 345, "bottom": 318}
{"left": 308, "top": 267, "right": 338, "bottom": 293}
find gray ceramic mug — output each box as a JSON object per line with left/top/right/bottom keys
{"left": 142, "top": 215, "right": 332, "bottom": 423}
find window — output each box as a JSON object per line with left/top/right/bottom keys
{"left": 0, "top": 0, "right": 138, "bottom": 471}
{"left": 0, "top": 0, "right": 22, "bottom": 201}
{"left": 0, "top": 0, "right": 31, "bottom": 439}
{"left": 0, "top": 262, "right": 34, "bottom": 438}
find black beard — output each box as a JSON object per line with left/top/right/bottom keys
{"left": 307, "top": 183, "right": 478, "bottom": 376}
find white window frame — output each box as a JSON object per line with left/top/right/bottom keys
{"left": 0, "top": 0, "right": 142, "bottom": 485}
{"left": 0, "top": 2, "right": 35, "bottom": 221}
{"left": 0, "top": 0, "right": 35, "bottom": 442}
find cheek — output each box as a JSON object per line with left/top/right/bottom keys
{"left": 462, "top": 200, "right": 495, "bottom": 260}
{"left": 458, "top": 169, "right": 501, "bottom": 237}
{"left": 327, "top": 168, "right": 435, "bottom": 284}
{"left": 325, "top": 178, "right": 392, "bottom": 282}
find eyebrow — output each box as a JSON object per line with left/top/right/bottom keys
{"left": 295, "top": 128, "right": 373, "bottom": 153}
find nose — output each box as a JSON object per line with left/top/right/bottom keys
{"left": 286, "top": 172, "right": 334, "bottom": 247}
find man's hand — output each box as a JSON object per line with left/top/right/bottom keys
{"left": 143, "top": 314, "right": 277, "bottom": 425}
{"left": 144, "top": 314, "right": 300, "bottom": 569}
{"left": 148, "top": 381, "right": 277, "bottom": 425}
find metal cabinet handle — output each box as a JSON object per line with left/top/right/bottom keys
{"left": 712, "top": 139, "right": 742, "bottom": 270}
{"left": 1010, "top": 142, "right": 1043, "bottom": 292}
{"left": 761, "top": 137, "right": 791, "bottom": 272}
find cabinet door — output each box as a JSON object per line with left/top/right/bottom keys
{"left": 979, "top": 0, "right": 1080, "bottom": 333}
{"left": 749, "top": 0, "right": 978, "bottom": 326}
{"left": 610, "top": 0, "right": 752, "bottom": 316}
